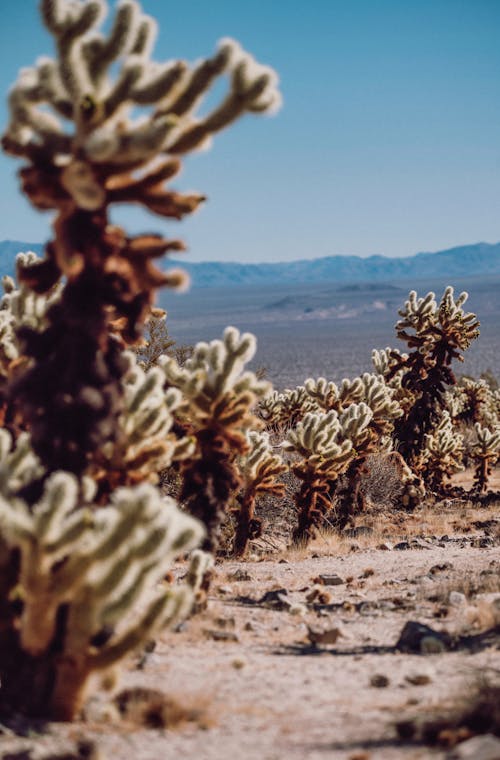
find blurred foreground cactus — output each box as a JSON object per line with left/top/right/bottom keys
{"left": 0, "top": 431, "right": 204, "bottom": 719}
{"left": 2, "top": 0, "right": 281, "bottom": 477}
{"left": 0, "top": 0, "right": 281, "bottom": 720}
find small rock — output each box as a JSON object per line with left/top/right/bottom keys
{"left": 258, "top": 588, "right": 291, "bottom": 610}
{"left": 370, "top": 673, "right": 390, "bottom": 688}
{"left": 289, "top": 603, "right": 307, "bottom": 616}
{"left": 317, "top": 574, "right": 345, "bottom": 586}
{"left": 394, "top": 541, "right": 411, "bottom": 551}
{"left": 429, "top": 562, "right": 453, "bottom": 574}
{"left": 244, "top": 621, "right": 256, "bottom": 631}
{"left": 278, "top": 558, "right": 290, "bottom": 564}
{"left": 203, "top": 629, "right": 239, "bottom": 642}
{"left": 449, "top": 591, "right": 467, "bottom": 606}
{"left": 396, "top": 621, "right": 451, "bottom": 654}
{"left": 231, "top": 657, "right": 247, "bottom": 669}
{"left": 217, "top": 585, "right": 233, "bottom": 595}
{"left": 447, "top": 733, "right": 500, "bottom": 760}
{"left": 405, "top": 671, "right": 432, "bottom": 686}
{"left": 229, "top": 569, "right": 254, "bottom": 582}
{"left": 214, "top": 616, "right": 236, "bottom": 629}
{"left": 307, "top": 626, "right": 343, "bottom": 645}
{"left": 377, "top": 542, "right": 393, "bottom": 550}
{"left": 395, "top": 720, "right": 416, "bottom": 740}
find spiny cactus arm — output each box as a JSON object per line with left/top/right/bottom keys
{"left": 472, "top": 423, "right": 500, "bottom": 456}
{"left": 0, "top": 253, "right": 62, "bottom": 378}
{"left": 5, "top": 2, "right": 281, "bottom": 194}
{"left": 0, "top": 430, "right": 43, "bottom": 495}
{"left": 303, "top": 377, "right": 339, "bottom": 411}
{"left": 339, "top": 402, "right": 374, "bottom": 449}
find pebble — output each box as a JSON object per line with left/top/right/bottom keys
{"left": 449, "top": 591, "right": 467, "bottom": 606}
{"left": 405, "top": 671, "right": 432, "bottom": 686}
{"left": 203, "top": 629, "right": 239, "bottom": 642}
{"left": 370, "top": 674, "right": 390, "bottom": 688}
{"left": 447, "top": 733, "right": 500, "bottom": 760}
{"left": 318, "top": 574, "right": 345, "bottom": 586}
{"left": 229, "top": 569, "right": 254, "bottom": 582}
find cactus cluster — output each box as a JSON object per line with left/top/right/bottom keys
{"left": 2, "top": 0, "right": 281, "bottom": 478}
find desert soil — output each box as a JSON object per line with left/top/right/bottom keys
{"left": 0, "top": 497, "right": 499, "bottom": 760}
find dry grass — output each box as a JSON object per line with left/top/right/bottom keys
{"left": 397, "top": 670, "right": 500, "bottom": 748}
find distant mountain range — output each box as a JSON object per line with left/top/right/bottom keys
{"left": 1, "top": 240, "right": 500, "bottom": 288}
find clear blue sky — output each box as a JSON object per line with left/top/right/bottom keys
{"left": 1, "top": 0, "right": 499, "bottom": 262}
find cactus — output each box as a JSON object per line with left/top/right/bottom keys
{"left": 282, "top": 408, "right": 366, "bottom": 543}
{"left": 2, "top": 0, "right": 281, "bottom": 477}
{"left": 377, "top": 287, "right": 479, "bottom": 471}
{"left": 0, "top": 0, "right": 281, "bottom": 721}
{"left": 258, "top": 386, "right": 317, "bottom": 433}
{"left": 470, "top": 423, "right": 500, "bottom": 494}
{"left": 233, "top": 430, "right": 287, "bottom": 556}
{"left": 0, "top": 430, "right": 204, "bottom": 719}
{"left": 420, "top": 410, "right": 464, "bottom": 494}
{"left": 90, "top": 352, "right": 195, "bottom": 498}
{"left": 161, "top": 327, "right": 270, "bottom": 552}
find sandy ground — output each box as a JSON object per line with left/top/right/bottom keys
{"left": 1, "top": 495, "right": 499, "bottom": 760}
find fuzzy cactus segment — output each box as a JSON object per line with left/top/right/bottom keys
{"left": 161, "top": 327, "right": 270, "bottom": 552}
{"left": 0, "top": 434, "right": 204, "bottom": 719}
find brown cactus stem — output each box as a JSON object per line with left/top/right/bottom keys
{"left": 292, "top": 479, "right": 333, "bottom": 546}
{"left": 180, "top": 428, "right": 242, "bottom": 554}
{"left": 233, "top": 488, "right": 257, "bottom": 557}
{"left": 335, "top": 457, "right": 369, "bottom": 530}
{"left": 472, "top": 457, "right": 490, "bottom": 495}
{"left": 0, "top": 597, "right": 86, "bottom": 721}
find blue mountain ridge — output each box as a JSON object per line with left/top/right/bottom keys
{"left": 1, "top": 240, "right": 499, "bottom": 288}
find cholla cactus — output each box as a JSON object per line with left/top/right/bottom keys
{"left": 381, "top": 287, "right": 479, "bottom": 469}
{"left": 0, "top": 252, "right": 61, "bottom": 385}
{"left": 420, "top": 410, "right": 464, "bottom": 494}
{"left": 372, "top": 347, "right": 416, "bottom": 415}
{"left": 91, "top": 353, "right": 195, "bottom": 497}
{"left": 456, "top": 377, "right": 499, "bottom": 427}
{"left": 306, "top": 372, "right": 403, "bottom": 439}
{"left": 470, "top": 423, "right": 500, "bottom": 494}
{"left": 161, "top": 327, "right": 270, "bottom": 552}
{"left": 233, "top": 430, "right": 287, "bottom": 556}
{"left": 258, "top": 386, "right": 317, "bottom": 432}
{"left": 283, "top": 408, "right": 362, "bottom": 543}
{"left": 0, "top": 430, "right": 204, "bottom": 719}
{"left": 2, "top": 0, "right": 281, "bottom": 477}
